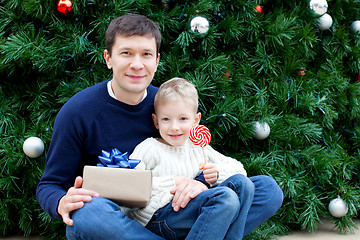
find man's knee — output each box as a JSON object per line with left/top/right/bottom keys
{"left": 224, "top": 174, "right": 256, "bottom": 197}
{"left": 71, "top": 197, "right": 121, "bottom": 231}
{"left": 250, "top": 175, "right": 284, "bottom": 215}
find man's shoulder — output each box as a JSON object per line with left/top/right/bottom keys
{"left": 57, "top": 80, "right": 108, "bottom": 118}
{"left": 147, "top": 84, "right": 159, "bottom": 95}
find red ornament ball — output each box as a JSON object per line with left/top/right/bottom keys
{"left": 298, "top": 70, "right": 306, "bottom": 76}
{"left": 255, "top": 4, "right": 263, "bottom": 13}
{"left": 357, "top": 73, "right": 360, "bottom": 82}
{"left": 57, "top": 0, "right": 73, "bottom": 16}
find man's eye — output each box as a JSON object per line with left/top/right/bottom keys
{"left": 162, "top": 118, "right": 169, "bottom": 121}
{"left": 121, "top": 51, "right": 130, "bottom": 55}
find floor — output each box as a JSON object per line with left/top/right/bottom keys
{"left": 277, "top": 218, "right": 360, "bottom": 240}
{"left": 1, "top": 219, "right": 359, "bottom": 239}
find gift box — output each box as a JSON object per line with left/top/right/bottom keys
{"left": 82, "top": 148, "right": 152, "bottom": 208}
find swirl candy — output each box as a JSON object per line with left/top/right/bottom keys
{"left": 190, "top": 125, "right": 211, "bottom": 147}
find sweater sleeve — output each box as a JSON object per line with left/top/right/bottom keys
{"left": 36, "top": 104, "right": 84, "bottom": 219}
{"left": 205, "top": 145, "right": 247, "bottom": 185}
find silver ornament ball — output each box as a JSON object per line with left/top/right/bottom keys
{"left": 253, "top": 122, "right": 271, "bottom": 140}
{"left": 350, "top": 21, "right": 360, "bottom": 35}
{"left": 309, "top": 0, "right": 328, "bottom": 15}
{"left": 318, "top": 13, "right": 333, "bottom": 31}
{"left": 23, "top": 136, "right": 45, "bottom": 158}
{"left": 328, "top": 196, "right": 348, "bottom": 218}
{"left": 190, "top": 16, "right": 209, "bottom": 34}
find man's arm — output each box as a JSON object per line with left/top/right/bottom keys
{"left": 58, "top": 177, "right": 98, "bottom": 226}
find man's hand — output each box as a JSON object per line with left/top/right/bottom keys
{"left": 170, "top": 177, "right": 208, "bottom": 212}
{"left": 199, "top": 162, "right": 219, "bottom": 185}
{"left": 58, "top": 176, "right": 99, "bottom": 226}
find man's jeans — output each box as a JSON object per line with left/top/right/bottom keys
{"left": 66, "top": 175, "right": 283, "bottom": 240}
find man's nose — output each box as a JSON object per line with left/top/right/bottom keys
{"left": 130, "top": 55, "right": 144, "bottom": 70}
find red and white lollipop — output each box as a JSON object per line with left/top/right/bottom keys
{"left": 190, "top": 125, "right": 211, "bottom": 147}
{"left": 190, "top": 125, "right": 211, "bottom": 162}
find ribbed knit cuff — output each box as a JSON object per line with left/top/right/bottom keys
{"left": 194, "top": 173, "right": 210, "bottom": 188}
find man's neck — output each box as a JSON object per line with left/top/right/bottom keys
{"left": 108, "top": 80, "right": 147, "bottom": 105}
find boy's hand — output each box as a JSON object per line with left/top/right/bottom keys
{"left": 199, "top": 162, "right": 219, "bottom": 185}
{"left": 170, "top": 177, "right": 208, "bottom": 212}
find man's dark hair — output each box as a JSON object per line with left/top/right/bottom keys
{"left": 105, "top": 14, "right": 162, "bottom": 56}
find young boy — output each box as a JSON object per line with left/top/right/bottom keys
{"left": 128, "top": 78, "right": 254, "bottom": 239}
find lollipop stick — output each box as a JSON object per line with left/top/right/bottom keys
{"left": 202, "top": 147, "right": 207, "bottom": 164}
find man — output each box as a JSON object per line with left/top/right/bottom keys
{"left": 37, "top": 14, "right": 283, "bottom": 239}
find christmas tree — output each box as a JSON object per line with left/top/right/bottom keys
{"left": 1, "top": 0, "right": 360, "bottom": 239}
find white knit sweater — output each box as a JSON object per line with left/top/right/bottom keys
{"left": 125, "top": 137, "right": 247, "bottom": 226}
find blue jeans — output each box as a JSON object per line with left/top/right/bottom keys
{"left": 66, "top": 175, "right": 283, "bottom": 239}
{"left": 146, "top": 174, "right": 254, "bottom": 240}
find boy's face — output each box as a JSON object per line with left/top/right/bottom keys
{"left": 104, "top": 35, "right": 160, "bottom": 104}
{"left": 152, "top": 99, "right": 200, "bottom": 146}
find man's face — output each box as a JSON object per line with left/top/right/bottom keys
{"left": 104, "top": 35, "right": 159, "bottom": 104}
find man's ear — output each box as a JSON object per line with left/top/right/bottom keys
{"left": 152, "top": 113, "right": 159, "bottom": 129}
{"left": 194, "top": 112, "right": 201, "bottom": 126}
{"left": 156, "top": 53, "right": 160, "bottom": 65}
{"left": 154, "top": 53, "right": 160, "bottom": 73}
{"left": 104, "top": 49, "right": 112, "bottom": 69}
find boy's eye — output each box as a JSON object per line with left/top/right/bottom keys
{"left": 180, "top": 117, "right": 188, "bottom": 121}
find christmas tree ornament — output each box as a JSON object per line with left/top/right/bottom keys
{"left": 253, "top": 122, "right": 271, "bottom": 140}
{"left": 328, "top": 196, "right": 348, "bottom": 218}
{"left": 317, "top": 13, "right": 333, "bottom": 31}
{"left": 298, "top": 67, "right": 306, "bottom": 76}
{"left": 350, "top": 21, "right": 360, "bottom": 34}
{"left": 190, "top": 16, "right": 209, "bottom": 34}
{"left": 255, "top": 4, "right": 263, "bottom": 14}
{"left": 223, "top": 69, "right": 231, "bottom": 79}
{"left": 309, "top": 0, "right": 328, "bottom": 15}
{"left": 23, "top": 137, "right": 45, "bottom": 158}
{"left": 357, "top": 73, "right": 360, "bottom": 82}
{"left": 57, "top": 0, "right": 73, "bottom": 17}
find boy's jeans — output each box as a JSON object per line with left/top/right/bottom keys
{"left": 66, "top": 175, "right": 283, "bottom": 240}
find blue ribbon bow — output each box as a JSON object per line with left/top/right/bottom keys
{"left": 97, "top": 148, "right": 140, "bottom": 169}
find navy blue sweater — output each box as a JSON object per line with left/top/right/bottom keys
{"left": 36, "top": 80, "right": 159, "bottom": 219}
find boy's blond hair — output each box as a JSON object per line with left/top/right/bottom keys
{"left": 154, "top": 78, "right": 198, "bottom": 113}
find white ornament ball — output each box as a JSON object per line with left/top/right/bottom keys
{"left": 253, "top": 122, "right": 271, "bottom": 140}
{"left": 350, "top": 21, "right": 360, "bottom": 35}
{"left": 23, "top": 137, "right": 45, "bottom": 158}
{"left": 309, "top": 0, "right": 328, "bottom": 15}
{"left": 190, "top": 16, "right": 209, "bottom": 34}
{"left": 328, "top": 196, "right": 348, "bottom": 218}
{"left": 318, "top": 13, "right": 333, "bottom": 31}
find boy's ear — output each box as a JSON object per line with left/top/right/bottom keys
{"left": 194, "top": 112, "right": 201, "bottom": 126}
{"left": 152, "top": 113, "right": 159, "bottom": 129}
